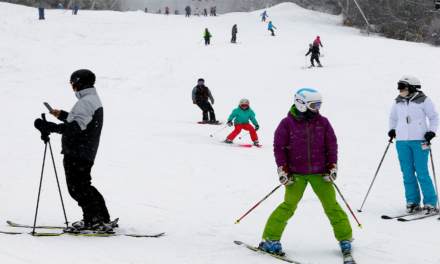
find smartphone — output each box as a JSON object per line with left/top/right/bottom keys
{"left": 44, "top": 102, "right": 53, "bottom": 112}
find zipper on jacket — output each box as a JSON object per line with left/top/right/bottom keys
{"left": 307, "top": 123, "right": 311, "bottom": 174}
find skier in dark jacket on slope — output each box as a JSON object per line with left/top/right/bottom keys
{"left": 34, "top": 69, "right": 113, "bottom": 232}
{"left": 192, "top": 78, "right": 217, "bottom": 123}
{"left": 231, "top": 24, "right": 238, "bottom": 43}
{"left": 306, "top": 43, "right": 322, "bottom": 67}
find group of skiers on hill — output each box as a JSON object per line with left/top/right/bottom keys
{"left": 188, "top": 74, "right": 439, "bottom": 263}
{"left": 185, "top": 6, "right": 217, "bottom": 17}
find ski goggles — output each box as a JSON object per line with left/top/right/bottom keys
{"left": 296, "top": 98, "right": 322, "bottom": 110}
{"left": 240, "top": 104, "right": 249, "bottom": 108}
{"left": 397, "top": 82, "right": 409, "bottom": 90}
{"left": 198, "top": 81, "right": 204, "bottom": 84}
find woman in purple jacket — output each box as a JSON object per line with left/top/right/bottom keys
{"left": 259, "top": 89, "right": 354, "bottom": 263}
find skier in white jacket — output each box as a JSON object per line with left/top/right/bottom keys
{"left": 389, "top": 75, "right": 439, "bottom": 215}
{"left": 194, "top": 8, "right": 199, "bottom": 17}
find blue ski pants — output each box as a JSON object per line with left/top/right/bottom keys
{"left": 396, "top": 140, "right": 437, "bottom": 205}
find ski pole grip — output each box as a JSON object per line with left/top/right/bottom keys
{"left": 388, "top": 137, "right": 394, "bottom": 143}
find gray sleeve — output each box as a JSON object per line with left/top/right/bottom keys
{"left": 207, "top": 88, "right": 214, "bottom": 101}
{"left": 192, "top": 87, "right": 197, "bottom": 101}
{"left": 67, "top": 96, "right": 102, "bottom": 130}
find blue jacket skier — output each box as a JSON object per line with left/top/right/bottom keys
{"left": 261, "top": 11, "right": 268, "bottom": 22}
{"left": 268, "top": 22, "right": 276, "bottom": 36}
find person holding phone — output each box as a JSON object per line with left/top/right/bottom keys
{"left": 34, "top": 69, "right": 114, "bottom": 232}
{"left": 389, "top": 75, "right": 439, "bottom": 215}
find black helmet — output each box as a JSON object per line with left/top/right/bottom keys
{"left": 70, "top": 69, "right": 96, "bottom": 91}
{"left": 198, "top": 78, "right": 205, "bottom": 83}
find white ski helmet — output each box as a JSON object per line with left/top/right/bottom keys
{"left": 398, "top": 75, "right": 421, "bottom": 93}
{"left": 239, "top": 98, "right": 249, "bottom": 105}
{"left": 294, "top": 88, "right": 322, "bottom": 113}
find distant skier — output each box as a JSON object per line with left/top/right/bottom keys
{"left": 165, "top": 6, "right": 169, "bottom": 15}
{"left": 144, "top": 7, "right": 147, "bottom": 13}
{"left": 58, "top": 3, "right": 63, "bottom": 9}
{"left": 433, "top": 33, "right": 440, "bottom": 46}
{"left": 214, "top": 6, "right": 217, "bottom": 16}
{"left": 204, "top": 28, "right": 212, "bottom": 45}
{"left": 313, "top": 36, "right": 323, "bottom": 48}
{"left": 268, "top": 21, "right": 277, "bottom": 36}
{"left": 259, "top": 88, "right": 355, "bottom": 263}
{"left": 185, "top": 6, "right": 191, "bottom": 17}
{"left": 192, "top": 78, "right": 217, "bottom": 123}
{"left": 210, "top": 7, "right": 214, "bottom": 16}
{"left": 34, "top": 69, "right": 113, "bottom": 232}
{"left": 224, "top": 99, "right": 260, "bottom": 146}
{"left": 175, "top": 10, "right": 179, "bottom": 15}
{"left": 261, "top": 11, "right": 268, "bottom": 22}
{"left": 204, "top": 8, "right": 207, "bottom": 16}
{"left": 305, "top": 43, "right": 322, "bottom": 67}
{"left": 194, "top": 8, "right": 199, "bottom": 17}
{"left": 158, "top": 9, "right": 161, "bottom": 14}
{"left": 389, "top": 75, "right": 439, "bottom": 215}
{"left": 231, "top": 24, "right": 238, "bottom": 43}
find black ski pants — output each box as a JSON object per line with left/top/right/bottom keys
{"left": 262, "top": 17, "right": 266, "bottom": 22}
{"left": 205, "top": 37, "right": 210, "bottom": 45}
{"left": 197, "top": 101, "right": 216, "bottom": 121}
{"left": 231, "top": 35, "right": 236, "bottom": 42}
{"left": 311, "top": 54, "right": 321, "bottom": 65}
{"left": 186, "top": 12, "right": 190, "bottom": 17}
{"left": 63, "top": 155, "right": 110, "bottom": 223}
{"left": 269, "top": 29, "right": 275, "bottom": 36}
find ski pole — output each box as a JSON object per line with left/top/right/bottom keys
{"left": 210, "top": 125, "right": 228, "bottom": 137}
{"left": 329, "top": 176, "right": 363, "bottom": 228}
{"left": 428, "top": 144, "right": 440, "bottom": 220}
{"left": 357, "top": 137, "right": 393, "bottom": 212}
{"left": 32, "top": 114, "right": 49, "bottom": 236}
{"left": 239, "top": 132, "right": 250, "bottom": 139}
{"left": 235, "top": 182, "right": 286, "bottom": 224}
{"left": 198, "top": 38, "right": 204, "bottom": 44}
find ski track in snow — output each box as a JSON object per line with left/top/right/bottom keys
{"left": 1, "top": 2, "right": 440, "bottom": 264}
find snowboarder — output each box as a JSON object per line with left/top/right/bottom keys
{"left": 194, "top": 8, "right": 199, "bottom": 17}
{"left": 388, "top": 75, "right": 439, "bottom": 215}
{"left": 165, "top": 6, "right": 169, "bottom": 15}
{"left": 305, "top": 43, "right": 322, "bottom": 67}
{"left": 261, "top": 11, "right": 268, "bottom": 22}
{"left": 259, "top": 88, "right": 354, "bottom": 263}
{"left": 192, "top": 78, "right": 217, "bottom": 123}
{"left": 231, "top": 24, "right": 238, "bottom": 43}
{"left": 224, "top": 99, "right": 260, "bottom": 146}
{"left": 268, "top": 21, "right": 276, "bottom": 36}
{"left": 33, "top": 69, "right": 113, "bottom": 232}
{"left": 313, "top": 36, "right": 323, "bottom": 48}
{"left": 204, "top": 8, "right": 207, "bottom": 16}
{"left": 185, "top": 6, "right": 191, "bottom": 17}
{"left": 203, "top": 28, "right": 212, "bottom": 45}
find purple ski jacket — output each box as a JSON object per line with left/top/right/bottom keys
{"left": 274, "top": 108, "right": 338, "bottom": 175}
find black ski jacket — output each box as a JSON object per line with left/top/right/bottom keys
{"left": 306, "top": 46, "right": 320, "bottom": 56}
{"left": 57, "top": 87, "right": 103, "bottom": 162}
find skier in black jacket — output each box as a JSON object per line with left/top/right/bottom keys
{"left": 231, "top": 24, "right": 238, "bottom": 43}
{"left": 305, "top": 43, "right": 322, "bottom": 67}
{"left": 34, "top": 69, "right": 113, "bottom": 232}
{"left": 192, "top": 78, "right": 217, "bottom": 123}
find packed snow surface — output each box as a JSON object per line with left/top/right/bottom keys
{"left": 1, "top": 3, "right": 439, "bottom": 264}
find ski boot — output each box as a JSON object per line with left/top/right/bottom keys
{"left": 259, "top": 238, "right": 285, "bottom": 256}
{"left": 210, "top": 120, "right": 219, "bottom": 124}
{"left": 317, "top": 62, "right": 323, "bottom": 67}
{"left": 310, "top": 64, "right": 315, "bottom": 67}
{"left": 340, "top": 238, "right": 356, "bottom": 264}
{"left": 406, "top": 203, "right": 421, "bottom": 213}
{"left": 253, "top": 140, "right": 260, "bottom": 147}
{"left": 65, "top": 216, "right": 113, "bottom": 233}
{"left": 223, "top": 139, "right": 233, "bottom": 144}
{"left": 423, "top": 204, "right": 439, "bottom": 215}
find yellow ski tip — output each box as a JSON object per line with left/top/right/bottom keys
{"left": 235, "top": 220, "right": 240, "bottom": 224}
{"left": 358, "top": 224, "right": 363, "bottom": 228}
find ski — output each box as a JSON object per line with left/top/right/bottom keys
{"left": 234, "top": 241, "right": 301, "bottom": 263}
{"left": 397, "top": 212, "right": 439, "bottom": 222}
{"left": 7, "top": 218, "right": 119, "bottom": 229}
{"left": 381, "top": 211, "right": 420, "bottom": 219}
{"left": 301, "top": 67, "right": 311, "bottom": 69}
{"left": 198, "top": 121, "right": 223, "bottom": 125}
{"left": 239, "top": 144, "right": 263, "bottom": 148}
{"left": 220, "top": 141, "right": 252, "bottom": 148}
{"left": 0, "top": 230, "right": 165, "bottom": 238}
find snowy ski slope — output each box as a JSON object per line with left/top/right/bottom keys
{"left": 0, "top": 2, "right": 439, "bottom": 264}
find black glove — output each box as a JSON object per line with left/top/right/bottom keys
{"left": 425, "top": 132, "right": 436, "bottom": 143}
{"left": 255, "top": 125, "right": 260, "bottom": 131}
{"left": 388, "top": 129, "right": 396, "bottom": 139}
{"left": 227, "top": 120, "right": 233, "bottom": 127}
{"left": 34, "top": 118, "right": 59, "bottom": 133}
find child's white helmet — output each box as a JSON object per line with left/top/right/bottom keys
{"left": 294, "top": 88, "right": 322, "bottom": 113}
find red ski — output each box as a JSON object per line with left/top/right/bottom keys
{"left": 198, "top": 121, "right": 223, "bottom": 125}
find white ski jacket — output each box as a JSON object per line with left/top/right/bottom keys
{"left": 389, "top": 92, "right": 439, "bottom": 141}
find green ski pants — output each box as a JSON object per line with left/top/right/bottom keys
{"left": 262, "top": 174, "right": 352, "bottom": 242}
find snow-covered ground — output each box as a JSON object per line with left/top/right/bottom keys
{"left": 1, "top": 3, "right": 439, "bottom": 264}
